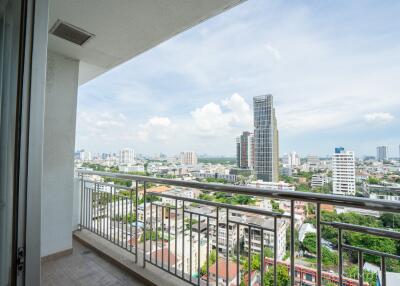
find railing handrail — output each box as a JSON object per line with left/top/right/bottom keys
{"left": 76, "top": 169, "right": 400, "bottom": 213}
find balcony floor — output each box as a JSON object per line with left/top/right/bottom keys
{"left": 42, "top": 238, "right": 146, "bottom": 286}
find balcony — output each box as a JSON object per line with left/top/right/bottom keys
{"left": 46, "top": 170, "right": 400, "bottom": 286}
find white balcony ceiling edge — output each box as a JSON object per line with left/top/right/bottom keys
{"left": 47, "top": 0, "right": 245, "bottom": 85}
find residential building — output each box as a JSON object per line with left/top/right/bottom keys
{"left": 253, "top": 95, "right": 279, "bottom": 182}
{"left": 284, "top": 151, "right": 300, "bottom": 167}
{"left": 119, "top": 148, "right": 135, "bottom": 164}
{"left": 180, "top": 151, "right": 198, "bottom": 165}
{"left": 79, "top": 149, "right": 92, "bottom": 161}
{"left": 243, "top": 216, "right": 287, "bottom": 260}
{"left": 364, "top": 182, "right": 400, "bottom": 202}
{"left": 376, "top": 146, "right": 388, "bottom": 162}
{"left": 332, "top": 147, "right": 356, "bottom": 196}
{"left": 161, "top": 188, "right": 195, "bottom": 208}
{"left": 118, "top": 164, "right": 144, "bottom": 173}
{"left": 210, "top": 213, "right": 241, "bottom": 254}
{"left": 307, "top": 155, "right": 320, "bottom": 170}
{"left": 248, "top": 180, "right": 295, "bottom": 191}
{"left": 236, "top": 131, "right": 254, "bottom": 169}
{"left": 311, "top": 174, "right": 327, "bottom": 189}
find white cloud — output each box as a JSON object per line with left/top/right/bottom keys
{"left": 364, "top": 112, "right": 394, "bottom": 124}
{"left": 138, "top": 116, "right": 173, "bottom": 142}
{"left": 190, "top": 93, "right": 252, "bottom": 136}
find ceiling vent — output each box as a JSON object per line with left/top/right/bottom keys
{"left": 49, "top": 20, "right": 94, "bottom": 46}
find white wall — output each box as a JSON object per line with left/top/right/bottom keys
{"left": 41, "top": 51, "right": 79, "bottom": 257}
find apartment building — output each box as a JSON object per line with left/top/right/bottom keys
{"left": 332, "top": 147, "right": 356, "bottom": 196}
{"left": 243, "top": 216, "right": 287, "bottom": 260}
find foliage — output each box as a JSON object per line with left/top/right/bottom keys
{"left": 309, "top": 211, "right": 400, "bottom": 271}
{"left": 198, "top": 157, "right": 236, "bottom": 165}
{"left": 114, "top": 212, "right": 136, "bottom": 223}
{"left": 380, "top": 213, "right": 400, "bottom": 228}
{"left": 263, "top": 264, "right": 289, "bottom": 286}
{"left": 199, "top": 192, "right": 256, "bottom": 206}
{"left": 345, "top": 265, "right": 377, "bottom": 286}
{"left": 140, "top": 230, "right": 160, "bottom": 242}
{"left": 200, "top": 250, "right": 217, "bottom": 275}
{"left": 301, "top": 233, "right": 337, "bottom": 266}
{"left": 205, "top": 177, "right": 229, "bottom": 184}
{"left": 271, "top": 200, "right": 284, "bottom": 214}
{"left": 367, "top": 176, "right": 381, "bottom": 184}
{"left": 280, "top": 175, "right": 294, "bottom": 184}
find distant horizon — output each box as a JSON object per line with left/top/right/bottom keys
{"left": 76, "top": 148, "right": 400, "bottom": 160}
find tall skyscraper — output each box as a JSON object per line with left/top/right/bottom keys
{"left": 235, "top": 131, "right": 254, "bottom": 169}
{"left": 180, "top": 151, "right": 198, "bottom": 165}
{"left": 376, "top": 146, "right": 388, "bottom": 162}
{"left": 332, "top": 147, "right": 355, "bottom": 196}
{"left": 253, "top": 95, "right": 279, "bottom": 182}
{"left": 119, "top": 148, "right": 135, "bottom": 164}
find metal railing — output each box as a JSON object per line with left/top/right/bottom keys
{"left": 77, "top": 170, "right": 400, "bottom": 286}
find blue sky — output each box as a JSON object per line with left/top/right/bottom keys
{"left": 76, "top": 0, "right": 400, "bottom": 158}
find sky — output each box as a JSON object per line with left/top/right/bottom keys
{"left": 76, "top": 0, "right": 400, "bottom": 158}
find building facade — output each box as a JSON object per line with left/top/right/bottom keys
{"left": 119, "top": 148, "right": 135, "bottom": 164}
{"left": 376, "top": 146, "right": 388, "bottom": 162}
{"left": 253, "top": 95, "right": 279, "bottom": 182}
{"left": 332, "top": 147, "right": 356, "bottom": 196}
{"left": 235, "top": 131, "right": 254, "bottom": 169}
{"left": 180, "top": 151, "right": 198, "bottom": 165}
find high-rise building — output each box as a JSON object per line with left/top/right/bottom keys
{"left": 119, "top": 148, "right": 135, "bottom": 164}
{"left": 78, "top": 149, "right": 92, "bottom": 161}
{"left": 283, "top": 151, "right": 300, "bottom": 167}
{"left": 235, "top": 131, "right": 254, "bottom": 169}
{"left": 376, "top": 146, "right": 388, "bottom": 162}
{"left": 332, "top": 147, "right": 355, "bottom": 196}
{"left": 307, "top": 155, "right": 320, "bottom": 170}
{"left": 253, "top": 95, "right": 279, "bottom": 182}
{"left": 180, "top": 151, "right": 198, "bottom": 165}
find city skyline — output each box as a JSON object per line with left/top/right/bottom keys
{"left": 76, "top": 1, "right": 400, "bottom": 157}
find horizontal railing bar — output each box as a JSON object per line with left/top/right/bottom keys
{"left": 77, "top": 170, "right": 400, "bottom": 213}
{"left": 82, "top": 179, "right": 133, "bottom": 190}
{"left": 147, "top": 192, "right": 289, "bottom": 218}
{"left": 342, "top": 244, "right": 400, "bottom": 260}
{"left": 322, "top": 221, "right": 400, "bottom": 240}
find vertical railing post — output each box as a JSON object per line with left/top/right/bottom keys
{"left": 129, "top": 185, "right": 133, "bottom": 252}
{"left": 381, "top": 256, "right": 386, "bottom": 286}
{"left": 135, "top": 181, "right": 138, "bottom": 263}
{"left": 79, "top": 173, "right": 84, "bottom": 230}
{"left": 338, "top": 228, "right": 343, "bottom": 286}
{"left": 290, "top": 200, "right": 295, "bottom": 286}
{"left": 316, "top": 203, "right": 322, "bottom": 286}
{"left": 175, "top": 198, "right": 178, "bottom": 275}
{"left": 248, "top": 226, "right": 251, "bottom": 286}
{"left": 261, "top": 228, "right": 264, "bottom": 286}
{"left": 358, "top": 251, "right": 363, "bottom": 286}
{"left": 143, "top": 181, "right": 147, "bottom": 268}
{"left": 273, "top": 217, "right": 277, "bottom": 286}
{"left": 226, "top": 209, "right": 229, "bottom": 286}
{"left": 216, "top": 207, "right": 219, "bottom": 286}
{"left": 236, "top": 222, "right": 240, "bottom": 286}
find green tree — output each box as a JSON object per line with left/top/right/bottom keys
{"left": 200, "top": 250, "right": 217, "bottom": 275}
{"left": 263, "top": 265, "right": 289, "bottom": 286}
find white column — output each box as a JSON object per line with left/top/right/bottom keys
{"left": 41, "top": 51, "right": 79, "bottom": 257}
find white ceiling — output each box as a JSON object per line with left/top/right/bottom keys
{"left": 47, "top": 0, "right": 244, "bottom": 85}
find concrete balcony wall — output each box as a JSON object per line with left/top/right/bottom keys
{"left": 41, "top": 51, "right": 79, "bottom": 257}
